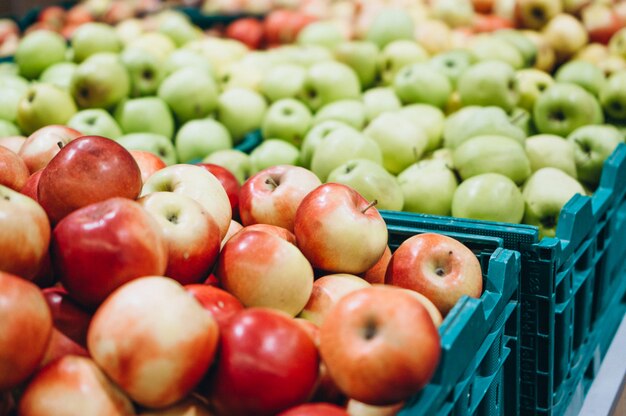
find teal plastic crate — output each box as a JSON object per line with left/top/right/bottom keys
{"left": 385, "top": 226, "right": 520, "bottom": 416}
{"left": 382, "top": 144, "right": 626, "bottom": 416}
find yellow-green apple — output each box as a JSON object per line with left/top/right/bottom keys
{"left": 129, "top": 150, "right": 167, "bottom": 183}
{"left": 299, "top": 273, "right": 371, "bottom": 326}
{"left": 88, "top": 276, "right": 219, "bottom": 408}
{"left": 360, "top": 246, "right": 392, "bottom": 285}
{"left": 398, "top": 159, "right": 458, "bottom": 216}
{"left": 202, "top": 149, "right": 251, "bottom": 184}
{"left": 362, "top": 88, "right": 401, "bottom": 123}
{"left": 393, "top": 63, "right": 452, "bottom": 109}
{"left": 327, "top": 159, "right": 404, "bottom": 211}
{"left": 156, "top": 10, "right": 202, "bottom": 47}
{"left": 515, "top": 0, "right": 562, "bottom": 30}
{"left": 278, "top": 403, "right": 349, "bottom": 416}
{"left": 365, "top": 8, "right": 414, "bottom": 49}
{"left": 542, "top": 13, "right": 589, "bottom": 63}
{"left": 52, "top": 197, "right": 168, "bottom": 309}
{"left": 0, "top": 185, "right": 50, "bottom": 279}
{"left": 364, "top": 112, "right": 428, "bottom": 175}
{"left": 443, "top": 106, "right": 526, "bottom": 149}
{"left": 184, "top": 284, "right": 244, "bottom": 330}
{"left": 117, "top": 133, "right": 177, "bottom": 166}
{"left": 15, "top": 30, "right": 67, "bottom": 79}
{"left": 525, "top": 134, "right": 578, "bottom": 177}
{"left": 0, "top": 271, "right": 52, "bottom": 390}
{"left": 17, "top": 83, "right": 77, "bottom": 135}
{"left": 294, "top": 183, "right": 388, "bottom": 274}
{"left": 260, "top": 63, "right": 307, "bottom": 103}
{"left": 346, "top": 400, "right": 404, "bottom": 416}
{"left": 378, "top": 40, "right": 429, "bottom": 85}
{"left": 522, "top": 167, "right": 585, "bottom": 237}
{"left": 457, "top": 60, "right": 519, "bottom": 112}
{"left": 38, "top": 135, "right": 143, "bottom": 224}
{"left": 158, "top": 67, "right": 218, "bottom": 123}
{"left": 467, "top": 35, "right": 524, "bottom": 69}
{"left": 67, "top": 109, "right": 123, "bottom": 139}
{"left": 297, "top": 21, "right": 346, "bottom": 49}
{"left": 70, "top": 53, "right": 130, "bottom": 110}
{"left": 216, "top": 230, "right": 314, "bottom": 316}
{"left": 71, "top": 22, "right": 122, "bottom": 63}
{"left": 334, "top": 41, "right": 379, "bottom": 89}
{"left": 164, "top": 49, "right": 214, "bottom": 77}
{"left": 386, "top": 233, "right": 483, "bottom": 315}
{"left": 221, "top": 219, "right": 243, "bottom": 249}
{"left": 0, "top": 74, "right": 28, "bottom": 124}
{"left": 196, "top": 163, "right": 241, "bottom": 218}
{"left": 452, "top": 173, "right": 525, "bottom": 223}
{"left": 262, "top": 98, "right": 313, "bottom": 146}
{"left": 567, "top": 124, "right": 623, "bottom": 187}
{"left": 207, "top": 308, "right": 319, "bottom": 415}
{"left": 397, "top": 104, "right": 445, "bottom": 152}
{"left": 217, "top": 87, "right": 268, "bottom": 144}
{"left": 515, "top": 68, "right": 554, "bottom": 111}
{"left": 250, "top": 140, "right": 300, "bottom": 174}
{"left": 39, "top": 62, "right": 78, "bottom": 91}
{"left": 120, "top": 47, "right": 164, "bottom": 97}
{"left": 432, "top": 0, "right": 475, "bottom": 27}
{"left": 555, "top": 60, "right": 606, "bottom": 96}
{"left": 175, "top": 118, "right": 232, "bottom": 163}
{"left": 300, "top": 120, "right": 352, "bottom": 169}
{"left": 313, "top": 99, "right": 366, "bottom": 130}
{"left": 574, "top": 43, "right": 609, "bottom": 64}
{"left": 600, "top": 70, "right": 626, "bottom": 119}
{"left": 493, "top": 29, "right": 539, "bottom": 68}
{"left": 533, "top": 83, "right": 603, "bottom": 136}
{"left": 141, "top": 164, "right": 232, "bottom": 239}
{"left": 18, "top": 125, "right": 82, "bottom": 174}
{"left": 453, "top": 135, "right": 532, "bottom": 184}
{"left": 42, "top": 287, "right": 92, "bottom": 347}
{"left": 0, "top": 146, "right": 29, "bottom": 191}
{"left": 415, "top": 19, "right": 453, "bottom": 56}
{"left": 609, "top": 28, "right": 626, "bottom": 58}
{"left": 297, "top": 61, "right": 361, "bottom": 111}
{"left": 521, "top": 30, "right": 556, "bottom": 72}
{"left": 0, "top": 135, "right": 25, "bottom": 154}
{"left": 18, "top": 356, "right": 134, "bottom": 416}
{"left": 429, "top": 49, "right": 475, "bottom": 88}
{"left": 115, "top": 97, "right": 175, "bottom": 139}
{"left": 138, "top": 192, "right": 221, "bottom": 285}
{"left": 319, "top": 285, "right": 440, "bottom": 405}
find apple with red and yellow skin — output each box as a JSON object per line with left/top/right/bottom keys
{"left": 277, "top": 403, "right": 349, "bottom": 416}
{"left": 226, "top": 18, "right": 265, "bottom": 49}
{"left": 208, "top": 308, "right": 319, "bottom": 416}
{"left": 185, "top": 284, "right": 244, "bottom": 330}
{"left": 0, "top": 271, "right": 53, "bottom": 390}
{"left": 385, "top": 233, "right": 483, "bottom": 316}
{"left": 294, "top": 183, "right": 388, "bottom": 275}
{"left": 42, "top": 287, "right": 92, "bottom": 347}
{"left": 20, "top": 170, "right": 42, "bottom": 202}
{"left": 138, "top": 192, "right": 221, "bottom": 285}
{"left": 0, "top": 185, "right": 50, "bottom": 280}
{"left": 319, "top": 285, "right": 440, "bottom": 406}
{"left": 0, "top": 146, "right": 29, "bottom": 191}
{"left": 52, "top": 197, "right": 168, "bottom": 309}
{"left": 239, "top": 165, "right": 321, "bottom": 232}
{"left": 138, "top": 396, "right": 214, "bottom": 416}
{"left": 0, "top": 136, "right": 26, "bottom": 153}
{"left": 88, "top": 276, "right": 219, "bottom": 409}
{"left": 129, "top": 150, "right": 166, "bottom": 184}
{"left": 582, "top": 3, "right": 625, "bottom": 45}
{"left": 264, "top": 10, "right": 316, "bottom": 46}
{"left": 18, "top": 125, "right": 82, "bottom": 174}
{"left": 360, "top": 246, "right": 392, "bottom": 285}
{"left": 18, "top": 356, "right": 135, "bottom": 416}
{"left": 236, "top": 223, "right": 297, "bottom": 244}
{"left": 196, "top": 162, "right": 241, "bottom": 219}
{"left": 217, "top": 229, "right": 314, "bottom": 317}
{"left": 38, "top": 135, "right": 143, "bottom": 225}
{"left": 38, "top": 327, "right": 90, "bottom": 369}
{"left": 399, "top": 288, "right": 444, "bottom": 328}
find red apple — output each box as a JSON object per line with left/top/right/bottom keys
{"left": 0, "top": 271, "right": 52, "bottom": 390}
{"left": 197, "top": 162, "right": 241, "bottom": 219}
{"left": 239, "top": 165, "right": 321, "bottom": 232}
{"left": 18, "top": 356, "right": 135, "bottom": 416}
{"left": 398, "top": 288, "right": 444, "bottom": 328}
{"left": 38, "top": 135, "right": 143, "bottom": 224}
{"left": 51, "top": 197, "right": 168, "bottom": 309}
{"left": 472, "top": 13, "right": 515, "bottom": 32}
{"left": 582, "top": 3, "right": 625, "bottom": 44}
{"left": 208, "top": 308, "right": 319, "bottom": 416}
{"left": 18, "top": 125, "right": 82, "bottom": 174}
{"left": 472, "top": 0, "right": 494, "bottom": 14}
{"left": 0, "top": 135, "right": 26, "bottom": 153}
{"left": 103, "top": 1, "right": 135, "bottom": 25}
{"left": 221, "top": 219, "right": 243, "bottom": 249}
{"left": 205, "top": 273, "right": 220, "bottom": 287}
{"left": 130, "top": 150, "right": 167, "bottom": 184}
{"left": 30, "top": 251, "right": 56, "bottom": 289}
{"left": 0, "top": 146, "right": 29, "bottom": 191}
{"left": 346, "top": 400, "right": 405, "bottom": 416}
{"left": 0, "top": 185, "right": 50, "bottom": 280}
{"left": 320, "top": 285, "right": 440, "bottom": 406}
{"left": 360, "top": 245, "right": 392, "bottom": 285}
{"left": 294, "top": 183, "right": 388, "bottom": 274}
{"left": 88, "top": 277, "right": 219, "bottom": 408}
{"left": 226, "top": 18, "right": 265, "bottom": 49}
{"left": 217, "top": 229, "right": 314, "bottom": 316}
{"left": 264, "top": 9, "right": 316, "bottom": 45}
{"left": 138, "top": 192, "right": 221, "bottom": 285}
{"left": 42, "top": 287, "right": 92, "bottom": 347}
{"left": 20, "top": 169, "right": 43, "bottom": 202}
{"left": 385, "top": 233, "right": 483, "bottom": 316}
{"left": 236, "top": 223, "right": 297, "bottom": 244}
{"left": 38, "top": 327, "right": 90, "bottom": 369}
{"left": 38, "top": 6, "right": 66, "bottom": 30}
{"left": 0, "top": 18, "right": 19, "bottom": 44}
{"left": 277, "top": 403, "right": 349, "bottom": 416}
{"left": 185, "top": 284, "right": 244, "bottom": 329}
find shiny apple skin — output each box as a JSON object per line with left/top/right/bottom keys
{"left": 197, "top": 162, "right": 241, "bottom": 219}
{"left": 42, "top": 287, "right": 92, "bottom": 347}
{"left": 236, "top": 223, "right": 297, "bottom": 244}
{"left": 360, "top": 246, "right": 392, "bottom": 285}
{"left": 277, "top": 403, "right": 349, "bottom": 416}
{"left": 208, "top": 308, "right": 320, "bottom": 416}
{"left": 130, "top": 150, "right": 167, "bottom": 184}
{"left": 0, "top": 135, "right": 26, "bottom": 153}
{"left": 0, "top": 146, "right": 29, "bottom": 191}
{"left": 38, "top": 135, "right": 143, "bottom": 224}
{"left": 20, "top": 169, "right": 43, "bottom": 202}
{"left": 184, "top": 284, "right": 244, "bottom": 330}
{"left": 51, "top": 197, "right": 168, "bottom": 309}
{"left": 18, "top": 125, "right": 82, "bottom": 174}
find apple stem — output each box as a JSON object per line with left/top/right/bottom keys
{"left": 265, "top": 176, "right": 279, "bottom": 189}
{"left": 57, "top": 141, "right": 63, "bottom": 149}
{"left": 361, "top": 200, "right": 378, "bottom": 214}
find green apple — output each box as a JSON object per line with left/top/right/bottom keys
{"left": 297, "top": 21, "right": 346, "bottom": 49}
{"left": 457, "top": 60, "right": 519, "bottom": 112}
{"left": 183, "top": 37, "right": 247, "bottom": 78}
{"left": 0, "top": 63, "right": 19, "bottom": 76}
{"left": 116, "top": 133, "right": 177, "bottom": 166}
{"left": 71, "top": 23, "right": 122, "bottom": 63}
{"left": 67, "top": 109, "right": 123, "bottom": 139}
{"left": 0, "top": 120, "right": 20, "bottom": 137}
{"left": 428, "top": 49, "right": 474, "bottom": 87}
{"left": 334, "top": 41, "right": 379, "bottom": 89}
{"left": 0, "top": 75, "right": 29, "bottom": 123}
{"left": 362, "top": 87, "right": 401, "bottom": 122}
{"left": 121, "top": 47, "right": 164, "bottom": 97}
{"left": 158, "top": 67, "right": 218, "bottom": 123}
{"left": 217, "top": 88, "right": 268, "bottom": 144}
{"left": 157, "top": 10, "right": 202, "bottom": 47}
{"left": 364, "top": 112, "right": 428, "bottom": 175}
{"left": 423, "top": 148, "right": 455, "bottom": 169}
{"left": 115, "top": 97, "right": 174, "bottom": 139}
{"left": 600, "top": 70, "right": 626, "bottom": 120}
{"left": 515, "top": 68, "right": 554, "bottom": 111}
{"left": 310, "top": 128, "right": 382, "bottom": 182}
{"left": 313, "top": 99, "right": 366, "bottom": 130}
{"left": 261, "top": 98, "right": 312, "bottom": 147}
{"left": 555, "top": 60, "right": 606, "bottom": 96}
{"left": 608, "top": 27, "right": 626, "bottom": 59}
{"left": 533, "top": 83, "right": 604, "bottom": 136}
{"left": 567, "top": 124, "right": 623, "bottom": 187}
{"left": 393, "top": 63, "right": 451, "bottom": 109}
{"left": 366, "top": 8, "right": 415, "bottom": 48}
{"left": 468, "top": 35, "right": 524, "bottom": 69}
{"left": 398, "top": 159, "right": 458, "bottom": 216}
{"left": 219, "top": 62, "right": 264, "bottom": 92}
{"left": 297, "top": 61, "right": 361, "bottom": 111}
{"left": 175, "top": 118, "right": 232, "bottom": 163}
{"left": 70, "top": 53, "right": 130, "bottom": 109}
{"left": 17, "top": 83, "right": 77, "bottom": 135}
{"left": 163, "top": 49, "right": 214, "bottom": 77}
{"left": 522, "top": 167, "right": 585, "bottom": 238}
{"left": 443, "top": 106, "right": 526, "bottom": 149}
{"left": 453, "top": 135, "right": 532, "bottom": 184}
{"left": 378, "top": 40, "right": 429, "bottom": 85}
{"left": 509, "top": 107, "right": 533, "bottom": 136}
{"left": 39, "top": 62, "right": 77, "bottom": 91}
{"left": 525, "top": 134, "right": 577, "bottom": 178}
{"left": 300, "top": 121, "right": 353, "bottom": 169}
{"left": 202, "top": 149, "right": 251, "bottom": 184}
{"left": 452, "top": 173, "right": 525, "bottom": 224}
{"left": 260, "top": 64, "right": 306, "bottom": 103}
{"left": 328, "top": 159, "right": 404, "bottom": 211}
{"left": 126, "top": 32, "right": 177, "bottom": 63}
{"left": 493, "top": 29, "right": 538, "bottom": 68}
{"left": 15, "top": 30, "right": 67, "bottom": 79}
{"left": 397, "top": 104, "right": 445, "bottom": 152}
{"left": 115, "top": 19, "right": 145, "bottom": 46}
{"left": 431, "top": 0, "right": 475, "bottom": 27}
{"left": 250, "top": 139, "right": 300, "bottom": 174}
{"left": 273, "top": 45, "right": 334, "bottom": 68}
